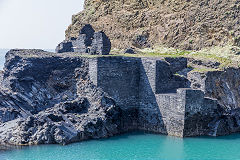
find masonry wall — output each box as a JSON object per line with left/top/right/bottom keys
{"left": 88, "top": 56, "right": 218, "bottom": 137}
{"left": 138, "top": 58, "right": 168, "bottom": 134}
{"left": 155, "top": 92, "right": 185, "bottom": 137}
{"left": 89, "top": 58, "right": 98, "bottom": 85}
{"left": 92, "top": 57, "right": 140, "bottom": 109}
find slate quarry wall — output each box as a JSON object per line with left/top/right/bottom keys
{"left": 88, "top": 56, "right": 218, "bottom": 137}
{"left": 1, "top": 49, "right": 240, "bottom": 146}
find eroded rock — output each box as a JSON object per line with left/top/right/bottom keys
{"left": 1, "top": 49, "right": 240, "bottom": 146}
{"left": 56, "top": 24, "right": 111, "bottom": 55}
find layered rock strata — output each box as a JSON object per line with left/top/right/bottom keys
{"left": 0, "top": 49, "right": 240, "bottom": 146}
{"left": 66, "top": 0, "right": 240, "bottom": 50}
{"left": 0, "top": 49, "right": 120, "bottom": 145}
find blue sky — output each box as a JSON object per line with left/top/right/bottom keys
{"left": 0, "top": 0, "right": 84, "bottom": 49}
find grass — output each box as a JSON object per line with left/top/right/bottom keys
{"left": 138, "top": 45, "right": 240, "bottom": 69}
{"left": 111, "top": 45, "right": 240, "bottom": 72}
{"left": 78, "top": 45, "right": 240, "bottom": 71}
{"left": 18, "top": 44, "right": 240, "bottom": 72}
{"left": 190, "top": 67, "right": 220, "bottom": 73}
{"left": 111, "top": 47, "right": 192, "bottom": 58}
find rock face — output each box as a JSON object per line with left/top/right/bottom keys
{"left": 56, "top": 24, "right": 111, "bottom": 55}
{"left": 66, "top": 0, "right": 240, "bottom": 50}
{"left": 88, "top": 56, "right": 220, "bottom": 137}
{"left": 1, "top": 49, "right": 240, "bottom": 146}
{"left": 0, "top": 49, "right": 120, "bottom": 145}
{"left": 188, "top": 69, "right": 240, "bottom": 136}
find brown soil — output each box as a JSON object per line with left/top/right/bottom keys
{"left": 65, "top": 0, "right": 240, "bottom": 50}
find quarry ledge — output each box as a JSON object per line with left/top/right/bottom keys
{"left": 1, "top": 49, "right": 240, "bottom": 146}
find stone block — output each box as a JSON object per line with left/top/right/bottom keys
{"left": 90, "top": 32, "right": 111, "bottom": 55}
{"left": 56, "top": 24, "right": 111, "bottom": 55}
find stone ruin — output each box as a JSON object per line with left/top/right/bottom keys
{"left": 56, "top": 24, "right": 111, "bottom": 55}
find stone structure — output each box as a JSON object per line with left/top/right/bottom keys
{"left": 88, "top": 57, "right": 219, "bottom": 137}
{"left": 56, "top": 24, "right": 111, "bottom": 55}
{"left": 1, "top": 49, "right": 240, "bottom": 146}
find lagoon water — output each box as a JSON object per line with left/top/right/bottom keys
{"left": 0, "top": 49, "right": 240, "bottom": 160}
{"left": 1, "top": 132, "right": 240, "bottom": 160}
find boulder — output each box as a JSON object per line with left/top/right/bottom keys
{"left": 124, "top": 48, "right": 135, "bottom": 54}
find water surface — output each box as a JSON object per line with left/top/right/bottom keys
{"left": 1, "top": 132, "right": 240, "bottom": 160}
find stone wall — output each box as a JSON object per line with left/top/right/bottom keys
{"left": 90, "top": 57, "right": 140, "bottom": 109}
{"left": 56, "top": 24, "right": 111, "bottom": 55}
{"left": 138, "top": 58, "right": 167, "bottom": 134}
{"left": 88, "top": 56, "right": 219, "bottom": 137}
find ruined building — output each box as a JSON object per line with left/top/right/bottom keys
{"left": 56, "top": 24, "right": 111, "bottom": 55}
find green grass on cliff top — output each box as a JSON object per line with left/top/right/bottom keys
{"left": 110, "top": 45, "right": 240, "bottom": 70}
{"left": 20, "top": 45, "right": 240, "bottom": 72}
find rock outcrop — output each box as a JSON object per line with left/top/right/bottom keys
{"left": 0, "top": 49, "right": 120, "bottom": 145}
{"left": 188, "top": 69, "right": 240, "bottom": 136}
{"left": 66, "top": 0, "right": 240, "bottom": 50}
{"left": 56, "top": 24, "right": 111, "bottom": 55}
{"left": 1, "top": 49, "right": 240, "bottom": 146}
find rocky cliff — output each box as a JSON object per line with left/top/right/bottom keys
{"left": 0, "top": 50, "right": 122, "bottom": 145}
{"left": 1, "top": 49, "right": 240, "bottom": 146}
{"left": 66, "top": 0, "right": 240, "bottom": 50}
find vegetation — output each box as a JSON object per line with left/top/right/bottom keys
{"left": 20, "top": 44, "right": 240, "bottom": 73}
{"left": 110, "top": 45, "right": 240, "bottom": 72}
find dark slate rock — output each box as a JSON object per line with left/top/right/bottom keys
{"left": 132, "top": 34, "right": 150, "bottom": 48}
{"left": 188, "top": 58, "right": 221, "bottom": 69}
{"left": 0, "top": 49, "right": 121, "bottom": 146}
{"left": 1, "top": 49, "right": 240, "bottom": 146}
{"left": 164, "top": 57, "right": 188, "bottom": 73}
{"left": 90, "top": 31, "right": 111, "bottom": 55}
{"left": 56, "top": 24, "right": 111, "bottom": 55}
{"left": 79, "top": 24, "right": 95, "bottom": 46}
{"left": 55, "top": 41, "right": 73, "bottom": 53}
{"left": 124, "top": 48, "right": 135, "bottom": 54}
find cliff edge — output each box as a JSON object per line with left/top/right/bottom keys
{"left": 65, "top": 0, "right": 240, "bottom": 50}
{"left": 1, "top": 50, "right": 240, "bottom": 146}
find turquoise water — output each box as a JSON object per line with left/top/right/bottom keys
{"left": 1, "top": 132, "right": 240, "bottom": 160}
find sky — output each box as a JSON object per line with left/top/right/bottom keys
{"left": 0, "top": 0, "right": 84, "bottom": 49}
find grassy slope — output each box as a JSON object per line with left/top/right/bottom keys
{"left": 111, "top": 45, "right": 240, "bottom": 72}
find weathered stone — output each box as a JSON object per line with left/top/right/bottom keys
{"left": 1, "top": 49, "right": 240, "bottom": 146}
{"left": 132, "top": 34, "right": 150, "bottom": 49}
{"left": 56, "top": 24, "right": 111, "bottom": 55}
{"left": 55, "top": 41, "right": 73, "bottom": 53}
{"left": 79, "top": 24, "right": 95, "bottom": 46}
{"left": 0, "top": 49, "right": 121, "bottom": 145}
{"left": 66, "top": 0, "right": 240, "bottom": 50}
{"left": 164, "top": 57, "right": 188, "bottom": 73}
{"left": 90, "top": 31, "right": 111, "bottom": 55}
{"left": 124, "top": 48, "right": 135, "bottom": 54}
